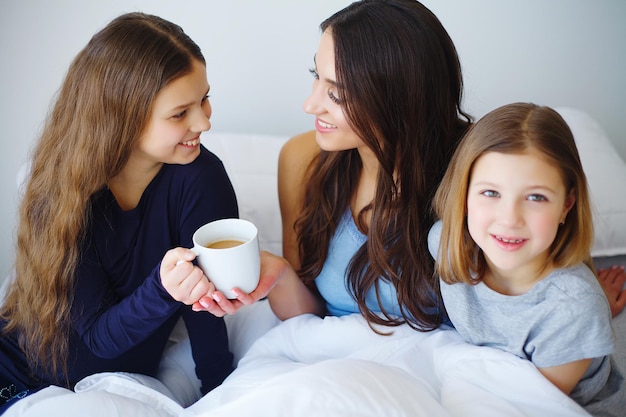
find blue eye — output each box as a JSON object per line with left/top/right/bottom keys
{"left": 527, "top": 194, "right": 547, "bottom": 202}
{"left": 308, "top": 68, "right": 319, "bottom": 80}
{"left": 481, "top": 190, "right": 499, "bottom": 198}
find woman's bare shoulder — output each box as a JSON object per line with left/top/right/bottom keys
{"left": 278, "top": 130, "right": 319, "bottom": 179}
{"left": 278, "top": 131, "right": 320, "bottom": 266}
{"left": 279, "top": 130, "right": 319, "bottom": 164}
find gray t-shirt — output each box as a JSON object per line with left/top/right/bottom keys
{"left": 429, "top": 221, "right": 625, "bottom": 415}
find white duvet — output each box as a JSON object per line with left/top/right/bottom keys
{"left": 182, "top": 311, "right": 589, "bottom": 417}
{"left": 6, "top": 301, "right": 590, "bottom": 417}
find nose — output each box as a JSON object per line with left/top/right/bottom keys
{"left": 497, "top": 199, "right": 524, "bottom": 227}
{"left": 192, "top": 101, "right": 212, "bottom": 133}
{"left": 302, "top": 80, "right": 325, "bottom": 115}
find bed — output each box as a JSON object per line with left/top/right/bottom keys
{"left": 4, "top": 107, "right": 626, "bottom": 416}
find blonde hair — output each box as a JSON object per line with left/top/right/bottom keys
{"left": 433, "top": 102, "right": 595, "bottom": 285}
{"left": 1, "top": 12, "right": 204, "bottom": 382}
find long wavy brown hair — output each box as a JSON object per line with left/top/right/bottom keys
{"left": 433, "top": 103, "right": 595, "bottom": 286}
{"left": 296, "top": 0, "right": 471, "bottom": 331}
{"left": 0, "top": 12, "right": 205, "bottom": 383}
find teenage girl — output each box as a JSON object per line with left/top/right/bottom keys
{"left": 1, "top": 13, "right": 235, "bottom": 411}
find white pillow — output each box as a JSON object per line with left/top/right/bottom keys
{"left": 555, "top": 107, "right": 626, "bottom": 257}
{"left": 202, "top": 132, "right": 289, "bottom": 257}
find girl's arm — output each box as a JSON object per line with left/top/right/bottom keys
{"left": 73, "top": 150, "right": 238, "bottom": 359}
{"left": 538, "top": 358, "right": 592, "bottom": 395}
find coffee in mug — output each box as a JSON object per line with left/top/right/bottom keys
{"left": 205, "top": 239, "right": 245, "bottom": 249}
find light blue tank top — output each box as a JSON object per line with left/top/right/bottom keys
{"left": 315, "top": 210, "right": 402, "bottom": 317}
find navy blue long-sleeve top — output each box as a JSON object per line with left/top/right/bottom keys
{"left": 1, "top": 145, "right": 237, "bottom": 401}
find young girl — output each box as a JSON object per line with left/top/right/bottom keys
{"left": 0, "top": 13, "right": 236, "bottom": 411}
{"left": 430, "top": 102, "right": 625, "bottom": 415}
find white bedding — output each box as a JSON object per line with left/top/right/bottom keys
{"left": 6, "top": 300, "right": 592, "bottom": 417}
{"left": 181, "top": 305, "right": 589, "bottom": 417}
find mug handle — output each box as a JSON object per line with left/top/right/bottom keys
{"left": 176, "top": 246, "right": 201, "bottom": 266}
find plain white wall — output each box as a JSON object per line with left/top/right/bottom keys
{"left": 0, "top": 0, "right": 624, "bottom": 281}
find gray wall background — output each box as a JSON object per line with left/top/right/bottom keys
{"left": 1, "top": 0, "right": 624, "bottom": 281}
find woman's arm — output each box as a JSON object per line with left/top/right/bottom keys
{"left": 278, "top": 131, "right": 318, "bottom": 269}
{"left": 266, "top": 131, "right": 326, "bottom": 319}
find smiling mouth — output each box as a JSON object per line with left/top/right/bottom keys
{"left": 317, "top": 119, "right": 337, "bottom": 129}
{"left": 495, "top": 235, "right": 524, "bottom": 244}
{"left": 181, "top": 138, "right": 200, "bottom": 146}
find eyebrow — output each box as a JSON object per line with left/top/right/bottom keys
{"left": 169, "top": 86, "right": 210, "bottom": 112}
{"left": 471, "top": 181, "right": 559, "bottom": 194}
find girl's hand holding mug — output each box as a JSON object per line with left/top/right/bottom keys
{"left": 160, "top": 247, "right": 215, "bottom": 305}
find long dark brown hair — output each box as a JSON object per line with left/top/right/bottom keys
{"left": 296, "top": 0, "right": 471, "bottom": 331}
{"left": 1, "top": 12, "right": 204, "bottom": 383}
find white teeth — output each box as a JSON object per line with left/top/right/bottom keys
{"left": 182, "top": 138, "right": 200, "bottom": 146}
{"left": 318, "top": 120, "right": 336, "bottom": 129}
{"left": 496, "top": 236, "right": 522, "bottom": 244}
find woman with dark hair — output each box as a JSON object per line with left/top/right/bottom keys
{"left": 1, "top": 12, "right": 236, "bottom": 412}
{"left": 201, "top": 0, "right": 472, "bottom": 331}
{"left": 278, "top": 0, "right": 471, "bottom": 329}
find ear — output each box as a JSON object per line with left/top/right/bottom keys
{"left": 565, "top": 188, "right": 576, "bottom": 210}
{"left": 561, "top": 188, "right": 576, "bottom": 223}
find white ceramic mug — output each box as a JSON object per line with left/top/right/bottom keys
{"left": 191, "top": 218, "right": 260, "bottom": 299}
